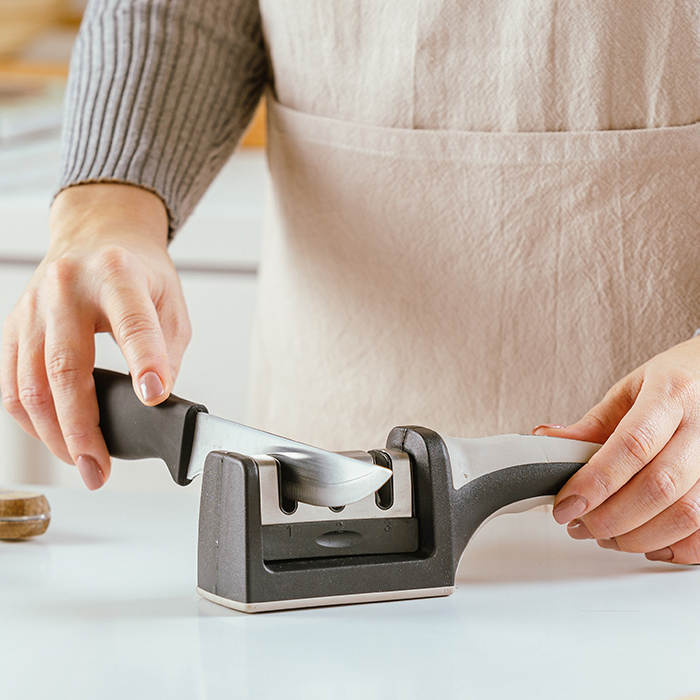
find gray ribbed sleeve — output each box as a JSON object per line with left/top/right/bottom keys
{"left": 58, "top": 0, "right": 267, "bottom": 233}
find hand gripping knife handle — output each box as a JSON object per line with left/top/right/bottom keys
{"left": 196, "top": 426, "right": 601, "bottom": 613}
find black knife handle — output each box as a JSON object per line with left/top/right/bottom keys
{"left": 93, "top": 368, "right": 208, "bottom": 486}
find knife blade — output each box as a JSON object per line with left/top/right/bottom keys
{"left": 93, "top": 368, "right": 391, "bottom": 507}
{"left": 187, "top": 412, "right": 391, "bottom": 506}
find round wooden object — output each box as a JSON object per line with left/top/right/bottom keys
{"left": 0, "top": 490, "right": 50, "bottom": 539}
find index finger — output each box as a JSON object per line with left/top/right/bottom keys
{"left": 98, "top": 263, "right": 173, "bottom": 405}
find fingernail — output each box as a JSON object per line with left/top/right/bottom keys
{"left": 139, "top": 371, "right": 165, "bottom": 403}
{"left": 646, "top": 547, "right": 674, "bottom": 562}
{"left": 552, "top": 494, "right": 588, "bottom": 524}
{"left": 597, "top": 538, "right": 620, "bottom": 551}
{"left": 77, "top": 454, "right": 105, "bottom": 490}
{"left": 567, "top": 519, "right": 593, "bottom": 540}
{"left": 532, "top": 424, "right": 566, "bottom": 435}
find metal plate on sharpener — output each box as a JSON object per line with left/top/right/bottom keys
{"left": 261, "top": 515, "right": 419, "bottom": 561}
{"left": 257, "top": 449, "right": 417, "bottom": 561}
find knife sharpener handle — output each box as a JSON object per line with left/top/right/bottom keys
{"left": 94, "top": 368, "right": 208, "bottom": 485}
{"left": 444, "top": 434, "right": 602, "bottom": 552}
{"left": 444, "top": 433, "right": 602, "bottom": 492}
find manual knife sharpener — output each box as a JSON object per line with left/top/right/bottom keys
{"left": 196, "top": 425, "right": 595, "bottom": 613}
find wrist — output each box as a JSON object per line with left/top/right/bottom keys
{"left": 49, "top": 182, "right": 170, "bottom": 253}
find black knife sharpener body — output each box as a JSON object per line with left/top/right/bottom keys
{"left": 196, "top": 426, "right": 588, "bottom": 613}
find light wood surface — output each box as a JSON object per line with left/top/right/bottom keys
{"left": 0, "top": 60, "right": 69, "bottom": 78}
{"left": 0, "top": 0, "right": 64, "bottom": 59}
{"left": 242, "top": 98, "right": 266, "bottom": 147}
{"left": 0, "top": 489, "right": 50, "bottom": 539}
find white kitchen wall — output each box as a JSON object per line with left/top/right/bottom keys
{"left": 0, "top": 141, "right": 267, "bottom": 493}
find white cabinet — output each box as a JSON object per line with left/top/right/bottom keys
{"left": 0, "top": 141, "right": 266, "bottom": 492}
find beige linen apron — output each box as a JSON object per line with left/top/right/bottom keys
{"left": 250, "top": 1, "right": 700, "bottom": 451}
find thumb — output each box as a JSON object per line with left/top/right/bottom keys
{"left": 533, "top": 377, "right": 637, "bottom": 445}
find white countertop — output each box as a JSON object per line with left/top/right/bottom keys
{"left": 1, "top": 485, "right": 699, "bottom": 700}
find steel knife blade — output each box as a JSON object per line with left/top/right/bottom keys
{"left": 94, "top": 368, "right": 391, "bottom": 507}
{"left": 187, "top": 412, "right": 391, "bottom": 506}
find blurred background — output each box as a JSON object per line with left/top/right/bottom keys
{"left": 0, "top": 0, "right": 267, "bottom": 493}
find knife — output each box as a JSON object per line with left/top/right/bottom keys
{"left": 92, "top": 368, "right": 391, "bottom": 507}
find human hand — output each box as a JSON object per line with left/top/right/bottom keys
{"left": 1, "top": 183, "right": 191, "bottom": 490}
{"left": 534, "top": 337, "right": 700, "bottom": 565}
